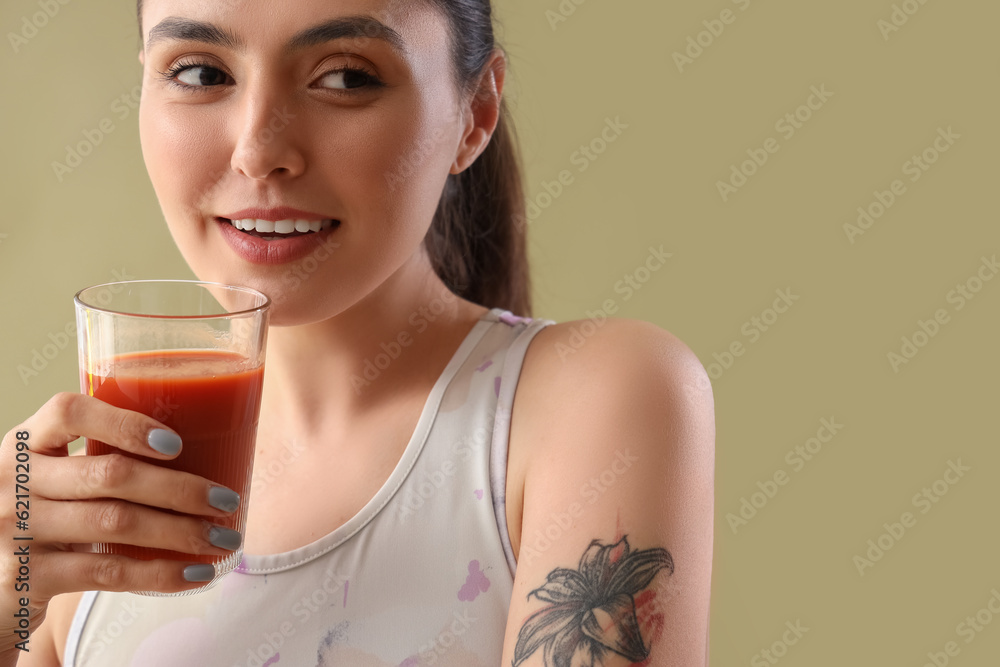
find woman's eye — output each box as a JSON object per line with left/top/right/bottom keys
{"left": 317, "top": 68, "right": 379, "bottom": 91}
{"left": 175, "top": 66, "right": 229, "bottom": 87}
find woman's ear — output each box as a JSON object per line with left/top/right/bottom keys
{"left": 450, "top": 50, "right": 507, "bottom": 175}
{"left": 138, "top": 50, "right": 145, "bottom": 66}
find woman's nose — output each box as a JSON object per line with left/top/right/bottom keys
{"left": 229, "top": 96, "right": 305, "bottom": 180}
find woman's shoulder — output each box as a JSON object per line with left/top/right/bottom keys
{"left": 524, "top": 316, "right": 711, "bottom": 396}
{"left": 511, "top": 315, "right": 715, "bottom": 458}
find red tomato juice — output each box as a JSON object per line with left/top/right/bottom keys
{"left": 84, "top": 349, "right": 264, "bottom": 563}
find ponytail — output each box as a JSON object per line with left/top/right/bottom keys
{"left": 424, "top": 97, "right": 532, "bottom": 317}
{"left": 422, "top": 0, "right": 533, "bottom": 318}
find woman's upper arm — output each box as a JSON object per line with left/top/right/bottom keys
{"left": 23, "top": 589, "right": 88, "bottom": 667}
{"left": 16, "top": 607, "right": 59, "bottom": 667}
{"left": 502, "top": 319, "right": 715, "bottom": 666}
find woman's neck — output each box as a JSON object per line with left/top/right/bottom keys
{"left": 256, "top": 254, "right": 489, "bottom": 445}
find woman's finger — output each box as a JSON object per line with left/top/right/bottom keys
{"left": 28, "top": 453, "right": 240, "bottom": 518}
{"left": 29, "top": 498, "right": 240, "bottom": 558}
{"left": 28, "top": 551, "right": 216, "bottom": 600}
{"left": 9, "top": 393, "right": 182, "bottom": 459}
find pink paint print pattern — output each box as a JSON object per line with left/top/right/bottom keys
{"left": 474, "top": 489, "right": 484, "bottom": 500}
{"left": 262, "top": 654, "right": 280, "bottom": 667}
{"left": 476, "top": 359, "right": 494, "bottom": 372}
{"left": 458, "top": 560, "right": 490, "bottom": 602}
{"left": 499, "top": 311, "right": 533, "bottom": 327}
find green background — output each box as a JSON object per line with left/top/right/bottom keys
{"left": 1, "top": 0, "right": 998, "bottom": 664}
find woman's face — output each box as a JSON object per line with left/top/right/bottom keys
{"left": 139, "top": 0, "right": 470, "bottom": 325}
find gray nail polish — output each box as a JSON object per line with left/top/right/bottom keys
{"left": 183, "top": 563, "right": 215, "bottom": 582}
{"left": 148, "top": 429, "right": 182, "bottom": 456}
{"left": 208, "top": 525, "right": 242, "bottom": 551}
{"left": 208, "top": 486, "right": 240, "bottom": 513}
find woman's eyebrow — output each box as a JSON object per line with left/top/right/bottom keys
{"left": 288, "top": 16, "right": 406, "bottom": 54}
{"left": 146, "top": 17, "right": 241, "bottom": 51}
{"left": 145, "top": 15, "right": 405, "bottom": 55}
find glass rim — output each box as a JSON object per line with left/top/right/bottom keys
{"left": 74, "top": 279, "right": 271, "bottom": 320}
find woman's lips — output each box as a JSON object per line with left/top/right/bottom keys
{"left": 216, "top": 217, "right": 341, "bottom": 265}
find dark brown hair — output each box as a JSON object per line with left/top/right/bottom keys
{"left": 137, "top": 0, "right": 532, "bottom": 317}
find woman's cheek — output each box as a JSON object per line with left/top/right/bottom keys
{"left": 363, "top": 110, "right": 457, "bottom": 224}
{"left": 313, "top": 107, "right": 440, "bottom": 245}
{"left": 141, "top": 101, "right": 230, "bottom": 259}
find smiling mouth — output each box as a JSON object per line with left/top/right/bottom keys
{"left": 218, "top": 217, "right": 339, "bottom": 240}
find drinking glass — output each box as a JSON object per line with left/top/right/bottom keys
{"left": 74, "top": 280, "right": 269, "bottom": 595}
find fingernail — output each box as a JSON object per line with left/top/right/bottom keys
{"left": 183, "top": 563, "right": 215, "bottom": 582}
{"left": 208, "top": 486, "right": 240, "bottom": 513}
{"left": 207, "top": 525, "right": 242, "bottom": 551}
{"left": 148, "top": 429, "right": 182, "bottom": 456}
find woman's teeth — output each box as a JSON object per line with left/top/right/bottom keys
{"left": 229, "top": 218, "right": 334, "bottom": 235}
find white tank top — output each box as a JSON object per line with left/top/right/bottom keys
{"left": 64, "top": 307, "right": 554, "bottom": 666}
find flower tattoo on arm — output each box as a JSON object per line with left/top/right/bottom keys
{"left": 512, "top": 536, "right": 674, "bottom": 666}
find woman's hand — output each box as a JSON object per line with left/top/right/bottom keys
{"left": 0, "top": 393, "right": 243, "bottom": 651}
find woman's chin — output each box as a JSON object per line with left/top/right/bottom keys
{"left": 255, "top": 286, "right": 345, "bottom": 329}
